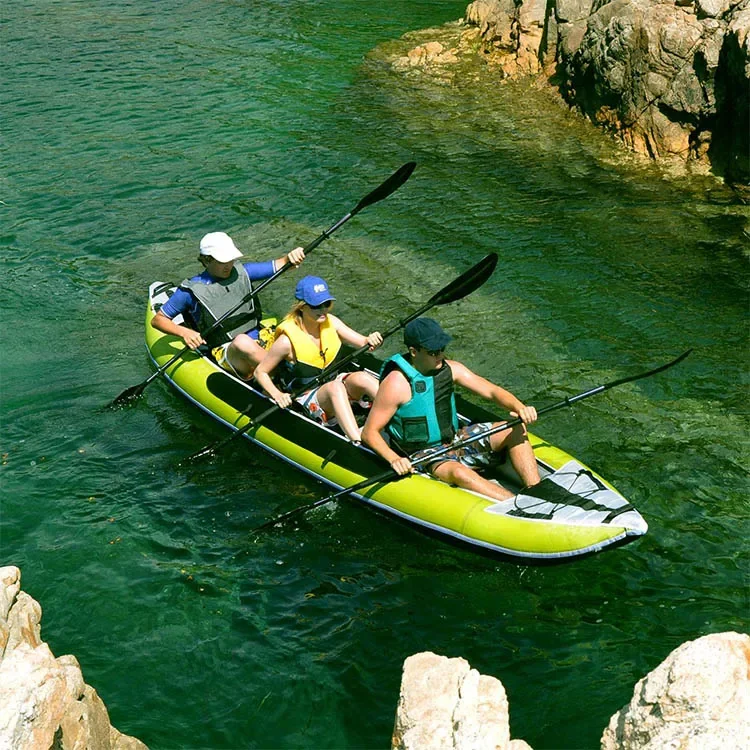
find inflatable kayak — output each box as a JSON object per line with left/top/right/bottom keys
{"left": 145, "top": 282, "right": 647, "bottom": 562}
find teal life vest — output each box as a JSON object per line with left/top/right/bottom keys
{"left": 381, "top": 353, "right": 458, "bottom": 454}
{"left": 181, "top": 262, "right": 261, "bottom": 348}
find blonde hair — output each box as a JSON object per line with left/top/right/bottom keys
{"left": 286, "top": 301, "right": 307, "bottom": 326}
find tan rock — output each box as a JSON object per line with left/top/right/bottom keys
{"left": 601, "top": 631, "right": 750, "bottom": 750}
{"left": 391, "top": 651, "right": 530, "bottom": 750}
{"left": 0, "top": 567, "right": 21, "bottom": 621}
{"left": 466, "top": 0, "right": 517, "bottom": 51}
{"left": 5, "top": 592, "right": 42, "bottom": 655}
{"left": 0, "top": 566, "right": 148, "bottom": 750}
{"left": 0, "top": 642, "right": 82, "bottom": 748}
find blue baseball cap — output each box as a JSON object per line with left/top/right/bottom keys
{"left": 404, "top": 318, "right": 452, "bottom": 350}
{"left": 295, "top": 275, "right": 336, "bottom": 306}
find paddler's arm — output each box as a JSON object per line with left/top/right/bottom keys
{"left": 151, "top": 309, "right": 205, "bottom": 350}
{"left": 450, "top": 360, "right": 538, "bottom": 425}
{"left": 253, "top": 336, "right": 295, "bottom": 408}
{"left": 272, "top": 246, "right": 305, "bottom": 272}
{"left": 329, "top": 315, "right": 383, "bottom": 350}
{"left": 362, "top": 371, "right": 413, "bottom": 475}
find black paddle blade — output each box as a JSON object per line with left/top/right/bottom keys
{"left": 354, "top": 162, "right": 416, "bottom": 214}
{"left": 429, "top": 253, "right": 498, "bottom": 307}
{"left": 108, "top": 382, "right": 146, "bottom": 409}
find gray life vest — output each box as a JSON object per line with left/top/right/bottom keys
{"left": 180, "top": 262, "right": 261, "bottom": 348}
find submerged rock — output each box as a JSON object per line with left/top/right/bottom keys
{"left": 0, "top": 566, "right": 147, "bottom": 750}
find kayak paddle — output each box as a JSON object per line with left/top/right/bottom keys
{"left": 185, "top": 252, "right": 499, "bottom": 462}
{"left": 108, "top": 161, "right": 417, "bottom": 408}
{"left": 250, "top": 349, "right": 692, "bottom": 532}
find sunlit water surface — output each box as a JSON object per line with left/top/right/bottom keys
{"left": 2, "top": 1, "right": 748, "bottom": 748}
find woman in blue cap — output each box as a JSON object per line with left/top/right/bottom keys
{"left": 253, "top": 275, "right": 383, "bottom": 443}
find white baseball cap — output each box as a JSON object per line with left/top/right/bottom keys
{"left": 199, "top": 232, "right": 242, "bottom": 263}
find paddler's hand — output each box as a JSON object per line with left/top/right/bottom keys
{"left": 287, "top": 247, "right": 305, "bottom": 267}
{"left": 272, "top": 391, "right": 293, "bottom": 409}
{"left": 511, "top": 405, "right": 538, "bottom": 425}
{"left": 182, "top": 328, "right": 206, "bottom": 350}
{"left": 366, "top": 332, "right": 383, "bottom": 350}
{"left": 390, "top": 456, "right": 414, "bottom": 476}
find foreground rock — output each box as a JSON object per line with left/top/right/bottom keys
{"left": 391, "top": 652, "right": 532, "bottom": 750}
{"left": 0, "top": 566, "right": 147, "bottom": 750}
{"left": 602, "top": 631, "right": 750, "bottom": 749}
{"left": 394, "top": 633, "right": 749, "bottom": 749}
{"left": 390, "top": 0, "right": 750, "bottom": 182}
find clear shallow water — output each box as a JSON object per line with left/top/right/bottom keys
{"left": 1, "top": 1, "right": 748, "bottom": 748}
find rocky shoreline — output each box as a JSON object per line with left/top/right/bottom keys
{"left": 2, "top": 566, "right": 748, "bottom": 749}
{"left": 392, "top": 634, "right": 750, "bottom": 749}
{"left": 386, "top": 0, "right": 749, "bottom": 183}
{"left": 0, "top": 567, "right": 146, "bottom": 750}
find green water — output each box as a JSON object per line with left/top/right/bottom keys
{"left": 1, "top": 1, "right": 748, "bottom": 748}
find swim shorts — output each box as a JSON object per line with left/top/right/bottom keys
{"left": 411, "top": 422, "right": 507, "bottom": 474}
{"left": 295, "top": 372, "right": 351, "bottom": 425}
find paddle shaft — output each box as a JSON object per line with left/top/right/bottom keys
{"left": 109, "top": 162, "right": 417, "bottom": 406}
{"left": 186, "top": 253, "right": 499, "bottom": 460}
{"left": 251, "top": 349, "right": 692, "bottom": 532}
{"left": 189, "top": 303, "right": 437, "bottom": 458}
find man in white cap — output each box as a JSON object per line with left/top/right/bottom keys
{"left": 151, "top": 232, "right": 305, "bottom": 379}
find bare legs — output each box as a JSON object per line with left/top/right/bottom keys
{"left": 489, "top": 421, "right": 541, "bottom": 489}
{"left": 226, "top": 334, "right": 267, "bottom": 379}
{"left": 315, "top": 371, "right": 378, "bottom": 442}
{"left": 433, "top": 421, "right": 541, "bottom": 501}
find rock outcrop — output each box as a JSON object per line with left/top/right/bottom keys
{"left": 391, "top": 651, "right": 532, "bottom": 750}
{"left": 391, "top": 0, "right": 750, "bottom": 181}
{"left": 555, "top": 0, "right": 749, "bottom": 177}
{"left": 0, "top": 566, "right": 147, "bottom": 750}
{"left": 601, "top": 631, "right": 750, "bottom": 749}
{"left": 393, "top": 633, "right": 750, "bottom": 750}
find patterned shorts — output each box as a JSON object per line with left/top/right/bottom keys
{"left": 411, "top": 422, "right": 506, "bottom": 474}
{"left": 296, "top": 372, "right": 351, "bottom": 425}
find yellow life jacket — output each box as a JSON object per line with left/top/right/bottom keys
{"left": 275, "top": 315, "right": 342, "bottom": 389}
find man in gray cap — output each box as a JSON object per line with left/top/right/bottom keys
{"left": 151, "top": 231, "right": 305, "bottom": 379}
{"left": 362, "top": 317, "right": 540, "bottom": 501}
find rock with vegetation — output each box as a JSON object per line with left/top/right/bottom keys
{"left": 0, "top": 566, "right": 147, "bottom": 750}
